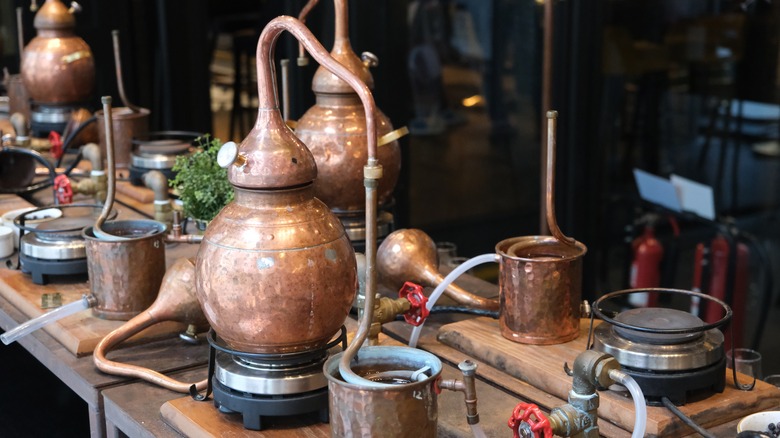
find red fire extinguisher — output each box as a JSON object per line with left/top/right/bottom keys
{"left": 628, "top": 225, "right": 664, "bottom": 308}
{"left": 700, "top": 234, "right": 750, "bottom": 350}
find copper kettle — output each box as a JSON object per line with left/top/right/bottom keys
{"left": 295, "top": 0, "right": 401, "bottom": 213}
{"left": 195, "top": 16, "right": 382, "bottom": 355}
{"left": 21, "top": 0, "right": 95, "bottom": 105}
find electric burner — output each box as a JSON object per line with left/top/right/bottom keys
{"left": 128, "top": 131, "right": 201, "bottom": 186}
{"left": 335, "top": 205, "right": 395, "bottom": 253}
{"left": 14, "top": 205, "right": 115, "bottom": 285}
{"left": 30, "top": 103, "right": 76, "bottom": 137}
{"left": 195, "top": 328, "right": 347, "bottom": 430}
{"left": 591, "top": 288, "right": 735, "bottom": 406}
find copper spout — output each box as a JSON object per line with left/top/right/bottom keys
{"left": 545, "top": 111, "right": 575, "bottom": 247}
{"left": 111, "top": 30, "right": 142, "bottom": 113}
{"left": 93, "top": 258, "right": 208, "bottom": 393}
{"left": 377, "top": 229, "right": 498, "bottom": 311}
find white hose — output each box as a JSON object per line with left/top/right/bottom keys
{"left": 469, "top": 423, "right": 488, "bottom": 438}
{"left": 609, "top": 369, "right": 646, "bottom": 438}
{"left": 1, "top": 295, "right": 94, "bottom": 345}
{"left": 408, "top": 253, "right": 499, "bottom": 348}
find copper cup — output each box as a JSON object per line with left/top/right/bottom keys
{"left": 83, "top": 220, "right": 166, "bottom": 320}
{"left": 95, "top": 107, "right": 150, "bottom": 169}
{"left": 496, "top": 236, "right": 587, "bottom": 345}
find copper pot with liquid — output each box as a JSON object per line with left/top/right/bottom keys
{"left": 194, "top": 17, "right": 387, "bottom": 354}
{"left": 294, "top": 0, "right": 401, "bottom": 213}
{"left": 21, "top": 0, "right": 95, "bottom": 105}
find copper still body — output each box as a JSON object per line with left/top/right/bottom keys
{"left": 295, "top": 0, "right": 401, "bottom": 212}
{"left": 21, "top": 0, "right": 95, "bottom": 105}
{"left": 194, "top": 17, "right": 387, "bottom": 355}
{"left": 83, "top": 220, "right": 167, "bottom": 320}
{"left": 324, "top": 346, "right": 442, "bottom": 438}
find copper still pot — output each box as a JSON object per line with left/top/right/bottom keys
{"left": 21, "top": 0, "right": 95, "bottom": 105}
{"left": 295, "top": 0, "right": 401, "bottom": 212}
{"left": 194, "top": 16, "right": 388, "bottom": 354}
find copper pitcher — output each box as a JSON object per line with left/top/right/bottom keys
{"left": 21, "top": 0, "right": 95, "bottom": 105}
{"left": 295, "top": 0, "right": 401, "bottom": 212}
{"left": 195, "top": 16, "right": 386, "bottom": 354}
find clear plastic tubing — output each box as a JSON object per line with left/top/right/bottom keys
{"left": 609, "top": 369, "right": 647, "bottom": 438}
{"left": 469, "top": 423, "right": 488, "bottom": 438}
{"left": 1, "top": 295, "right": 94, "bottom": 345}
{"left": 408, "top": 253, "right": 499, "bottom": 348}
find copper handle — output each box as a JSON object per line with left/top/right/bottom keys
{"left": 545, "top": 111, "right": 575, "bottom": 246}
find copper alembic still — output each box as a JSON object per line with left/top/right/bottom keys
{"left": 21, "top": 0, "right": 95, "bottom": 137}
{"left": 294, "top": 0, "right": 403, "bottom": 250}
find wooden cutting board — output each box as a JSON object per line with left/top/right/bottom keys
{"left": 0, "top": 268, "right": 186, "bottom": 357}
{"left": 437, "top": 317, "right": 780, "bottom": 437}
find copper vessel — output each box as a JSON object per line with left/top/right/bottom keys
{"left": 194, "top": 16, "right": 388, "bottom": 354}
{"left": 377, "top": 228, "right": 498, "bottom": 311}
{"left": 295, "top": 0, "right": 401, "bottom": 212}
{"left": 93, "top": 258, "right": 208, "bottom": 393}
{"left": 83, "top": 220, "right": 167, "bottom": 320}
{"left": 497, "top": 111, "right": 586, "bottom": 344}
{"left": 21, "top": 0, "right": 95, "bottom": 105}
{"left": 4, "top": 73, "right": 31, "bottom": 122}
{"left": 324, "top": 346, "right": 441, "bottom": 437}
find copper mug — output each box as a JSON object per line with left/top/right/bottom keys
{"left": 496, "top": 236, "right": 587, "bottom": 345}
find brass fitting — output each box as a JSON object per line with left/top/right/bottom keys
{"left": 71, "top": 172, "right": 107, "bottom": 203}
{"left": 366, "top": 296, "right": 411, "bottom": 344}
{"left": 165, "top": 210, "right": 203, "bottom": 244}
{"left": 439, "top": 360, "right": 481, "bottom": 425}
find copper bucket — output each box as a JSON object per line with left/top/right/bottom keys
{"left": 324, "top": 346, "right": 442, "bottom": 438}
{"left": 83, "top": 219, "right": 166, "bottom": 320}
{"left": 497, "top": 236, "right": 586, "bottom": 344}
{"left": 95, "top": 107, "right": 149, "bottom": 169}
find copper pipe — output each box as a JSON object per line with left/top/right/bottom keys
{"left": 256, "top": 16, "right": 377, "bottom": 159}
{"left": 16, "top": 7, "right": 24, "bottom": 64}
{"left": 93, "top": 258, "right": 207, "bottom": 393}
{"left": 111, "top": 30, "right": 141, "bottom": 113}
{"left": 377, "top": 229, "right": 499, "bottom": 311}
{"left": 545, "top": 111, "right": 575, "bottom": 246}
{"left": 94, "top": 96, "right": 116, "bottom": 236}
{"left": 439, "top": 360, "right": 480, "bottom": 426}
{"left": 540, "top": 0, "right": 554, "bottom": 236}
{"left": 280, "top": 59, "right": 290, "bottom": 121}
{"left": 166, "top": 211, "right": 203, "bottom": 244}
{"left": 296, "top": 0, "right": 320, "bottom": 64}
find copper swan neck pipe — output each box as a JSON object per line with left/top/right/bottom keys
{"left": 255, "top": 15, "right": 377, "bottom": 159}
{"left": 111, "top": 30, "right": 142, "bottom": 113}
{"left": 296, "top": 0, "right": 320, "bottom": 62}
{"left": 545, "top": 110, "right": 575, "bottom": 246}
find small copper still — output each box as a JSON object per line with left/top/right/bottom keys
{"left": 95, "top": 30, "right": 150, "bottom": 169}
{"left": 20, "top": 0, "right": 95, "bottom": 105}
{"left": 295, "top": 0, "right": 401, "bottom": 213}
{"left": 377, "top": 228, "right": 498, "bottom": 311}
{"left": 497, "top": 111, "right": 586, "bottom": 345}
{"left": 93, "top": 258, "right": 208, "bottom": 392}
{"left": 194, "top": 16, "right": 390, "bottom": 354}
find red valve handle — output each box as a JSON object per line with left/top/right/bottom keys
{"left": 508, "top": 402, "right": 553, "bottom": 438}
{"left": 54, "top": 174, "right": 73, "bottom": 204}
{"left": 49, "top": 131, "right": 63, "bottom": 159}
{"left": 398, "top": 281, "right": 429, "bottom": 326}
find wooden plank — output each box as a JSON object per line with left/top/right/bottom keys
{"left": 437, "top": 317, "right": 780, "bottom": 437}
{"left": 116, "top": 181, "right": 155, "bottom": 204}
{"left": 0, "top": 267, "right": 187, "bottom": 356}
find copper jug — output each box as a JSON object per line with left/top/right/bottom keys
{"left": 195, "top": 16, "right": 383, "bottom": 354}
{"left": 21, "top": 0, "right": 95, "bottom": 105}
{"left": 295, "top": 0, "right": 401, "bottom": 212}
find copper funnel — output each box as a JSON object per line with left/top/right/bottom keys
{"left": 93, "top": 258, "right": 208, "bottom": 393}
{"left": 377, "top": 229, "right": 498, "bottom": 311}
{"left": 21, "top": 0, "right": 95, "bottom": 105}
{"left": 295, "top": 0, "right": 401, "bottom": 212}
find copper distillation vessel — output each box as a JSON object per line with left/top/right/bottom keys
{"left": 294, "top": 0, "right": 402, "bottom": 248}
{"left": 21, "top": 0, "right": 95, "bottom": 136}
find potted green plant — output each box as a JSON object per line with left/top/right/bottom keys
{"left": 169, "top": 135, "right": 234, "bottom": 229}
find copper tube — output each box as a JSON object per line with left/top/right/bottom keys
{"left": 93, "top": 258, "right": 208, "bottom": 393}
{"left": 166, "top": 210, "right": 202, "bottom": 244}
{"left": 439, "top": 361, "right": 480, "bottom": 426}
{"left": 255, "top": 17, "right": 377, "bottom": 160}
{"left": 16, "top": 7, "right": 24, "bottom": 64}
{"left": 296, "top": 0, "right": 320, "bottom": 64}
{"left": 111, "top": 30, "right": 142, "bottom": 113}
{"left": 280, "top": 59, "right": 290, "bottom": 121}
{"left": 540, "top": 0, "right": 554, "bottom": 235}
{"left": 94, "top": 96, "right": 115, "bottom": 236}
{"left": 545, "top": 111, "right": 575, "bottom": 246}
{"left": 377, "top": 229, "right": 499, "bottom": 311}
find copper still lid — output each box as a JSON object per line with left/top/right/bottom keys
{"left": 34, "top": 0, "right": 76, "bottom": 31}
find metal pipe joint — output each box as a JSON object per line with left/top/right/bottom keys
{"left": 439, "top": 360, "right": 480, "bottom": 425}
